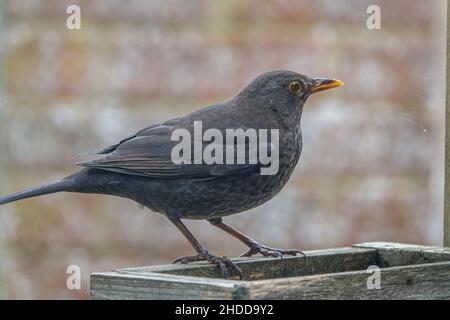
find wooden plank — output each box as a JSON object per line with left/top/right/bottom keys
{"left": 353, "top": 242, "right": 450, "bottom": 267}
{"left": 90, "top": 242, "right": 450, "bottom": 300}
{"left": 445, "top": 0, "right": 450, "bottom": 247}
{"left": 90, "top": 247, "right": 377, "bottom": 299}
{"left": 90, "top": 272, "right": 239, "bottom": 300}
{"left": 243, "top": 242, "right": 450, "bottom": 299}
{"left": 242, "top": 261, "right": 450, "bottom": 300}
{"left": 0, "top": 0, "right": 6, "bottom": 300}
{"left": 121, "top": 247, "right": 377, "bottom": 280}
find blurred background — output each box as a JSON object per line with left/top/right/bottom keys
{"left": 0, "top": 0, "right": 447, "bottom": 299}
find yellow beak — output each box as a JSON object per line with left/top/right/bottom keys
{"left": 311, "top": 78, "right": 344, "bottom": 93}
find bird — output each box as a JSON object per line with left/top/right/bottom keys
{"left": 0, "top": 70, "right": 343, "bottom": 279}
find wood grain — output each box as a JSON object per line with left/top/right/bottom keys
{"left": 243, "top": 261, "right": 450, "bottom": 300}
{"left": 445, "top": 0, "right": 450, "bottom": 247}
{"left": 90, "top": 242, "right": 450, "bottom": 300}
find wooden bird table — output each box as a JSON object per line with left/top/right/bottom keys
{"left": 90, "top": 242, "right": 450, "bottom": 300}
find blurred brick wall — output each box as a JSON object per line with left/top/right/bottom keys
{"left": 0, "top": 0, "right": 446, "bottom": 298}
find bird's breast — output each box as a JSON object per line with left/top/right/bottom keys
{"left": 133, "top": 128, "right": 303, "bottom": 220}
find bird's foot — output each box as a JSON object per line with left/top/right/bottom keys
{"left": 173, "top": 250, "right": 243, "bottom": 280}
{"left": 241, "top": 241, "right": 306, "bottom": 258}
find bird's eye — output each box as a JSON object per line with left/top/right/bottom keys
{"left": 288, "top": 81, "right": 304, "bottom": 96}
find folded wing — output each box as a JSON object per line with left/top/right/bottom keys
{"left": 77, "top": 123, "right": 262, "bottom": 179}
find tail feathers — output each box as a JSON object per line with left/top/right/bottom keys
{"left": 0, "top": 179, "right": 73, "bottom": 205}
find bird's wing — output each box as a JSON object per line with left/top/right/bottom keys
{"left": 77, "top": 124, "right": 262, "bottom": 179}
{"left": 95, "top": 123, "right": 166, "bottom": 154}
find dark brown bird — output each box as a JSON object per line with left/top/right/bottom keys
{"left": 0, "top": 70, "right": 343, "bottom": 278}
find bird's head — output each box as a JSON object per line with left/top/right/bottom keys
{"left": 238, "top": 70, "right": 343, "bottom": 120}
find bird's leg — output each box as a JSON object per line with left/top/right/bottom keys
{"left": 169, "top": 218, "right": 242, "bottom": 279}
{"left": 208, "top": 218, "right": 306, "bottom": 258}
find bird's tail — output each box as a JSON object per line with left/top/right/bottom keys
{"left": 0, "top": 179, "right": 73, "bottom": 205}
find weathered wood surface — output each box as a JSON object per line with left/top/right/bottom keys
{"left": 91, "top": 242, "right": 450, "bottom": 300}
{"left": 245, "top": 261, "right": 450, "bottom": 300}
{"left": 0, "top": 0, "right": 7, "bottom": 300}
{"left": 91, "top": 247, "right": 376, "bottom": 299}
{"left": 126, "top": 247, "right": 377, "bottom": 280}
{"left": 354, "top": 241, "right": 450, "bottom": 266}
{"left": 444, "top": 0, "right": 450, "bottom": 247}
{"left": 247, "top": 242, "right": 450, "bottom": 300}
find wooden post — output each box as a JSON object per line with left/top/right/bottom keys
{"left": 445, "top": 0, "right": 450, "bottom": 247}
{"left": 0, "top": 0, "right": 6, "bottom": 300}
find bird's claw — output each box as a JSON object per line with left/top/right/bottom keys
{"left": 173, "top": 251, "right": 243, "bottom": 280}
{"left": 173, "top": 254, "right": 204, "bottom": 264}
{"left": 241, "top": 242, "right": 306, "bottom": 258}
